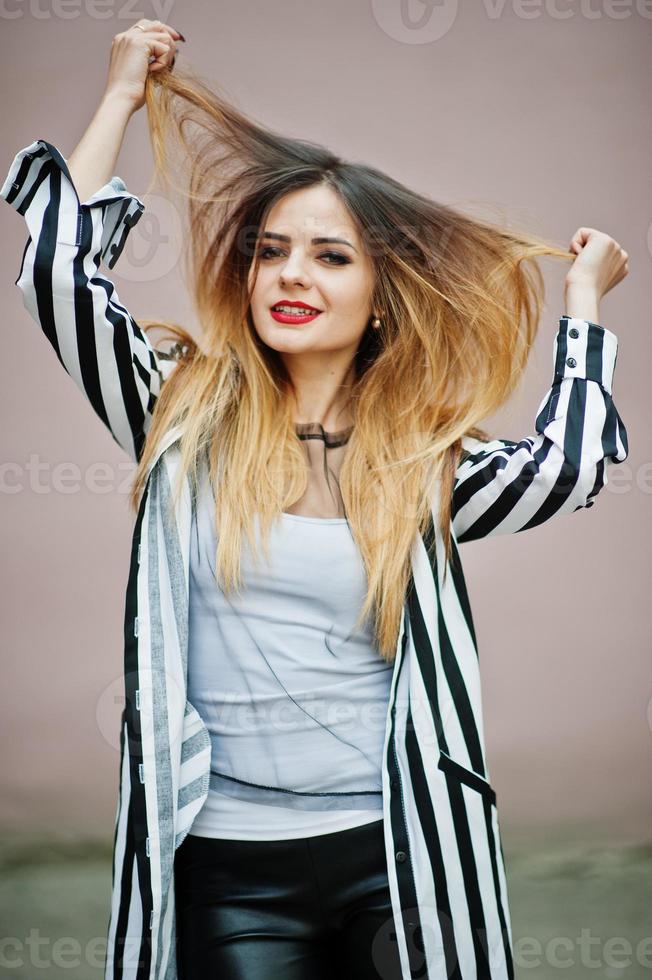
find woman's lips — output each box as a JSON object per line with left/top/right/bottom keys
{"left": 270, "top": 308, "right": 323, "bottom": 325}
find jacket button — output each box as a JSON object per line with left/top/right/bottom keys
{"left": 395, "top": 850, "right": 407, "bottom": 863}
{"left": 569, "top": 327, "right": 580, "bottom": 338}
{"left": 566, "top": 356, "right": 577, "bottom": 368}
{"left": 390, "top": 779, "right": 399, "bottom": 790}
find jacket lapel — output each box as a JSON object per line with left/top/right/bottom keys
{"left": 143, "top": 421, "right": 186, "bottom": 485}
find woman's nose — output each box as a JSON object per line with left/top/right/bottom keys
{"left": 279, "top": 259, "right": 310, "bottom": 285}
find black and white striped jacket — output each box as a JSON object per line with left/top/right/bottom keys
{"left": 1, "top": 139, "right": 629, "bottom": 980}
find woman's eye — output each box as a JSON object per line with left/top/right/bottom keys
{"left": 320, "top": 251, "right": 350, "bottom": 265}
{"left": 257, "top": 246, "right": 349, "bottom": 266}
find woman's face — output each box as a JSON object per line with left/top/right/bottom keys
{"left": 247, "top": 184, "right": 377, "bottom": 359}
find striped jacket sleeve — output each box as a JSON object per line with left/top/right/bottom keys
{"left": 0, "top": 139, "right": 181, "bottom": 463}
{"left": 451, "top": 315, "right": 629, "bottom": 543}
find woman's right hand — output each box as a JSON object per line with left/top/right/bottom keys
{"left": 105, "top": 19, "right": 185, "bottom": 113}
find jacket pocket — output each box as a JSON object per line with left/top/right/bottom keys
{"left": 437, "top": 751, "right": 497, "bottom": 806}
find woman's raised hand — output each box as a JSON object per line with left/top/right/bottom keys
{"left": 565, "top": 227, "right": 629, "bottom": 300}
{"left": 105, "top": 19, "right": 185, "bottom": 113}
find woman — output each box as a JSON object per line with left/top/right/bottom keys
{"left": 1, "top": 19, "right": 630, "bottom": 980}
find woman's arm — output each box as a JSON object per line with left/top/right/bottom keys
{"left": 1, "top": 136, "right": 179, "bottom": 463}
{"left": 66, "top": 91, "right": 134, "bottom": 205}
{"left": 452, "top": 314, "right": 628, "bottom": 543}
{"left": 0, "top": 21, "right": 183, "bottom": 463}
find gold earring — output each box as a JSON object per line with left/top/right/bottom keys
{"left": 371, "top": 316, "right": 382, "bottom": 329}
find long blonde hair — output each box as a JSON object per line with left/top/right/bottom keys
{"left": 131, "top": 64, "right": 574, "bottom": 662}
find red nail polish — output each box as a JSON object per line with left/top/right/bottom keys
{"left": 173, "top": 28, "right": 186, "bottom": 41}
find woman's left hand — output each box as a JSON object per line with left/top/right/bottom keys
{"left": 565, "top": 227, "right": 629, "bottom": 299}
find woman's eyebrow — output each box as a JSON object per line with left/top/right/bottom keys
{"left": 258, "top": 231, "right": 358, "bottom": 252}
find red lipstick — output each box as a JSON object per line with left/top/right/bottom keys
{"left": 270, "top": 299, "right": 323, "bottom": 325}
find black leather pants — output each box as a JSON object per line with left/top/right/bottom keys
{"left": 173, "top": 816, "right": 404, "bottom": 979}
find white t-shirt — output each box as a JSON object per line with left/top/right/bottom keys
{"left": 187, "top": 424, "right": 393, "bottom": 840}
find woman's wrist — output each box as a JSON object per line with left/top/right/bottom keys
{"left": 100, "top": 88, "right": 140, "bottom": 119}
{"left": 563, "top": 281, "right": 600, "bottom": 324}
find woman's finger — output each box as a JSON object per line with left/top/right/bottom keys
{"left": 131, "top": 19, "right": 184, "bottom": 41}
{"left": 150, "top": 55, "right": 176, "bottom": 72}
{"left": 147, "top": 39, "right": 173, "bottom": 62}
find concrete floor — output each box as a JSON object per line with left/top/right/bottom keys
{"left": 1, "top": 832, "right": 650, "bottom": 979}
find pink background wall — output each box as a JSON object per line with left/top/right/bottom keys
{"left": 1, "top": 1, "right": 650, "bottom": 843}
